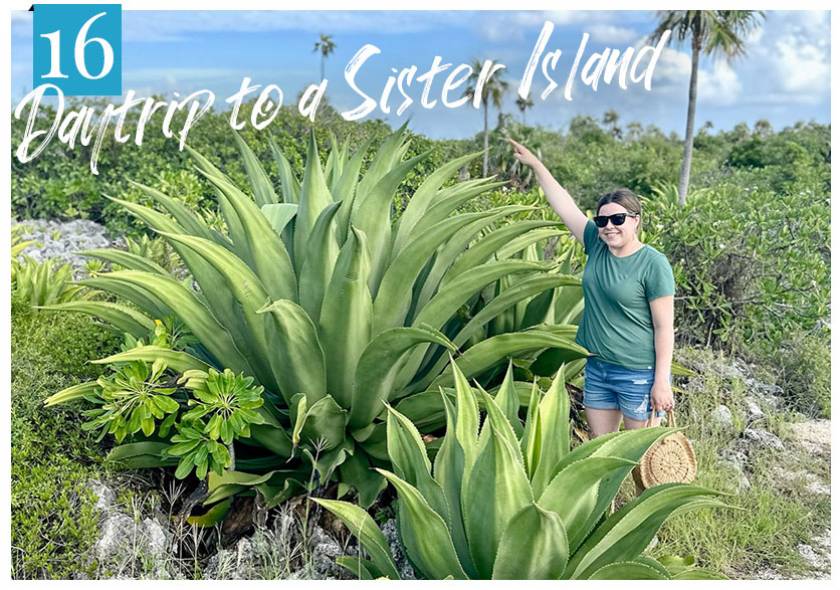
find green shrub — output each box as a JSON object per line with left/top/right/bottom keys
{"left": 642, "top": 182, "right": 829, "bottom": 358}
{"left": 773, "top": 329, "right": 830, "bottom": 418}
{"left": 11, "top": 302, "right": 121, "bottom": 579}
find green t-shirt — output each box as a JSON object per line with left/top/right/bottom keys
{"left": 574, "top": 220, "right": 675, "bottom": 369}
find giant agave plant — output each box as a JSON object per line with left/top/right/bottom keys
{"left": 315, "top": 359, "right": 728, "bottom": 580}
{"left": 44, "top": 126, "right": 588, "bottom": 507}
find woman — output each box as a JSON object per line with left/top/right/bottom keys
{"left": 509, "top": 139, "right": 675, "bottom": 436}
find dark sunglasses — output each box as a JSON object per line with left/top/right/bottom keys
{"left": 593, "top": 213, "right": 638, "bottom": 228}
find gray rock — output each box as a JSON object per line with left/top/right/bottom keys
{"left": 741, "top": 428, "right": 785, "bottom": 452}
{"left": 310, "top": 525, "right": 346, "bottom": 579}
{"left": 88, "top": 479, "right": 116, "bottom": 511}
{"left": 744, "top": 397, "right": 764, "bottom": 423}
{"left": 13, "top": 219, "right": 115, "bottom": 274}
{"left": 710, "top": 405, "right": 734, "bottom": 430}
{"left": 717, "top": 459, "right": 751, "bottom": 492}
{"left": 96, "top": 513, "right": 138, "bottom": 561}
{"left": 381, "top": 519, "right": 417, "bottom": 580}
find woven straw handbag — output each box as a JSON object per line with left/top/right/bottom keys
{"left": 632, "top": 409, "right": 697, "bottom": 490}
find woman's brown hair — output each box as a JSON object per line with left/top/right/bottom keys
{"left": 596, "top": 188, "right": 642, "bottom": 233}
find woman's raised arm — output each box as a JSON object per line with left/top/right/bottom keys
{"left": 508, "top": 138, "right": 589, "bottom": 244}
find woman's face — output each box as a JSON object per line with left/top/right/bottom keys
{"left": 597, "top": 202, "right": 639, "bottom": 249}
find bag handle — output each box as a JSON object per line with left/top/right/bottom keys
{"left": 646, "top": 405, "right": 676, "bottom": 427}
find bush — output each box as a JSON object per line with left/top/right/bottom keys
{"left": 773, "top": 328, "right": 831, "bottom": 418}
{"left": 11, "top": 299, "right": 121, "bottom": 579}
{"left": 642, "top": 181, "right": 829, "bottom": 358}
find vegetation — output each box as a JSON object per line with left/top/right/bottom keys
{"left": 11, "top": 83, "right": 830, "bottom": 580}
{"left": 43, "top": 127, "right": 591, "bottom": 519}
{"left": 316, "top": 360, "right": 728, "bottom": 579}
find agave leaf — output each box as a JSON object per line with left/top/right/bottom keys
{"left": 92, "top": 345, "right": 212, "bottom": 374}
{"left": 450, "top": 358, "right": 480, "bottom": 475}
{"left": 393, "top": 387, "right": 456, "bottom": 433}
{"left": 78, "top": 274, "right": 170, "bottom": 322}
{"left": 204, "top": 469, "right": 277, "bottom": 505}
{"left": 44, "top": 380, "right": 100, "bottom": 407}
{"left": 79, "top": 248, "right": 170, "bottom": 275}
{"left": 319, "top": 226, "right": 373, "bottom": 409}
{"left": 312, "top": 498, "right": 401, "bottom": 579}
{"left": 298, "top": 202, "right": 341, "bottom": 319}
{"left": 293, "top": 394, "right": 348, "bottom": 451}
{"left": 408, "top": 179, "right": 506, "bottom": 241}
{"left": 350, "top": 326, "right": 454, "bottom": 429}
{"left": 566, "top": 484, "right": 728, "bottom": 579}
{"left": 269, "top": 137, "right": 300, "bottom": 204}
{"left": 334, "top": 556, "right": 377, "bottom": 580}
{"left": 411, "top": 275, "right": 580, "bottom": 390}
{"left": 475, "top": 385, "right": 523, "bottom": 466}
{"left": 355, "top": 123, "right": 409, "bottom": 198}
{"left": 392, "top": 151, "right": 483, "bottom": 254}
{"left": 444, "top": 224, "right": 563, "bottom": 284}
{"left": 352, "top": 150, "right": 431, "bottom": 295}
{"left": 37, "top": 301, "right": 155, "bottom": 338}
{"left": 549, "top": 427, "right": 676, "bottom": 543}
{"left": 233, "top": 131, "right": 278, "bottom": 206}
{"left": 95, "top": 270, "right": 253, "bottom": 377}
{"left": 245, "top": 423, "right": 293, "bottom": 458}
{"left": 494, "top": 363, "right": 522, "bottom": 437}
{"left": 428, "top": 330, "right": 589, "bottom": 391}
{"left": 539, "top": 456, "right": 638, "bottom": 553}
{"left": 337, "top": 451, "right": 387, "bottom": 508}
{"left": 520, "top": 380, "right": 542, "bottom": 475}
{"left": 587, "top": 561, "right": 669, "bottom": 580}
{"left": 373, "top": 209, "right": 509, "bottom": 335}
{"left": 261, "top": 203, "right": 298, "bottom": 235}
{"left": 529, "top": 366, "right": 571, "bottom": 496}
{"left": 295, "top": 132, "right": 334, "bottom": 271}
{"left": 431, "top": 391, "right": 477, "bottom": 577}
{"left": 258, "top": 299, "right": 327, "bottom": 404}
{"left": 672, "top": 569, "right": 728, "bottom": 580}
{"left": 414, "top": 205, "right": 538, "bottom": 309}
{"left": 376, "top": 468, "right": 467, "bottom": 580}
{"left": 385, "top": 406, "right": 449, "bottom": 521}
{"left": 104, "top": 442, "right": 178, "bottom": 468}
{"left": 492, "top": 503, "right": 569, "bottom": 580}
{"left": 104, "top": 196, "right": 252, "bottom": 349}
{"left": 197, "top": 168, "right": 297, "bottom": 302}
{"left": 462, "top": 419, "right": 534, "bottom": 579}
{"left": 128, "top": 180, "right": 230, "bottom": 248}
{"left": 333, "top": 136, "right": 373, "bottom": 203}
{"left": 156, "top": 233, "right": 280, "bottom": 394}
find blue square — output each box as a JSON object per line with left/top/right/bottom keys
{"left": 33, "top": 4, "right": 122, "bottom": 96}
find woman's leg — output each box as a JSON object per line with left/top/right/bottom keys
{"left": 622, "top": 414, "right": 662, "bottom": 430}
{"left": 585, "top": 407, "right": 623, "bottom": 437}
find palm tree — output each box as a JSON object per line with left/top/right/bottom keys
{"left": 313, "top": 33, "right": 336, "bottom": 81}
{"left": 650, "top": 11, "right": 765, "bottom": 205}
{"left": 464, "top": 59, "right": 510, "bottom": 176}
{"left": 602, "top": 109, "right": 622, "bottom": 139}
{"left": 515, "top": 95, "right": 534, "bottom": 125}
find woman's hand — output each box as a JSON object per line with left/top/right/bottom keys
{"left": 507, "top": 138, "right": 542, "bottom": 169}
{"left": 650, "top": 380, "right": 674, "bottom": 412}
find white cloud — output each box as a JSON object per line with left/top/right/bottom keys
{"left": 649, "top": 47, "right": 741, "bottom": 106}
{"left": 587, "top": 24, "right": 638, "bottom": 45}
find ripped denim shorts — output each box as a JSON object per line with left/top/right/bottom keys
{"left": 583, "top": 356, "right": 667, "bottom": 422}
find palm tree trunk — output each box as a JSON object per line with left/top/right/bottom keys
{"left": 678, "top": 36, "right": 701, "bottom": 206}
{"left": 482, "top": 99, "right": 489, "bottom": 176}
{"left": 320, "top": 56, "right": 325, "bottom": 81}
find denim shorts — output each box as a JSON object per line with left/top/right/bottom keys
{"left": 583, "top": 356, "right": 667, "bottom": 422}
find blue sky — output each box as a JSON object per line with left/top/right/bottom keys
{"left": 11, "top": 10, "right": 831, "bottom": 139}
